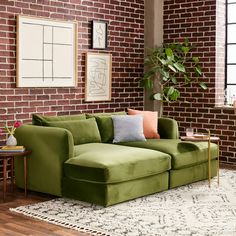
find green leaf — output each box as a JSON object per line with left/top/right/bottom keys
{"left": 158, "top": 58, "right": 167, "bottom": 65}
{"left": 192, "top": 57, "right": 199, "bottom": 63}
{"left": 143, "top": 67, "right": 158, "bottom": 79}
{"left": 170, "top": 76, "right": 177, "bottom": 84}
{"left": 140, "top": 79, "right": 153, "bottom": 89}
{"left": 173, "top": 62, "right": 186, "bottom": 72}
{"left": 165, "top": 48, "right": 174, "bottom": 60}
{"left": 168, "top": 64, "right": 177, "bottom": 72}
{"left": 184, "top": 74, "right": 191, "bottom": 83}
{"left": 167, "top": 86, "right": 175, "bottom": 96}
{"left": 199, "top": 82, "right": 207, "bottom": 90}
{"left": 181, "top": 46, "right": 189, "bottom": 54}
{"left": 195, "top": 66, "right": 202, "bottom": 76}
{"left": 160, "top": 70, "right": 169, "bottom": 79}
{"left": 153, "top": 93, "right": 162, "bottom": 100}
{"left": 170, "top": 89, "right": 180, "bottom": 101}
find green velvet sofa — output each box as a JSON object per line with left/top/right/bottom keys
{"left": 15, "top": 112, "right": 218, "bottom": 206}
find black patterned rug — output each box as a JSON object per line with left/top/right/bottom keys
{"left": 10, "top": 170, "right": 236, "bottom": 236}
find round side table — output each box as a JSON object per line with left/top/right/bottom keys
{"left": 0, "top": 149, "right": 31, "bottom": 201}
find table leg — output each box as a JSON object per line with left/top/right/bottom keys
{"left": 208, "top": 130, "right": 211, "bottom": 188}
{"left": 11, "top": 157, "right": 14, "bottom": 192}
{"left": 217, "top": 141, "right": 220, "bottom": 185}
{"left": 24, "top": 156, "right": 27, "bottom": 197}
{"left": 3, "top": 158, "right": 7, "bottom": 201}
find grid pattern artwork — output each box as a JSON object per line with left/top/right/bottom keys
{"left": 17, "top": 16, "right": 77, "bottom": 87}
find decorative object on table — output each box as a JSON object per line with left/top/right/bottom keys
{"left": 0, "top": 121, "right": 21, "bottom": 146}
{"left": 17, "top": 15, "right": 77, "bottom": 87}
{"left": 140, "top": 38, "right": 207, "bottom": 115}
{"left": 10, "top": 169, "right": 236, "bottom": 236}
{"left": 85, "top": 52, "right": 112, "bottom": 101}
{"left": 0, "top": 146, "right": 25, "bottom": 152}
{"left": 186, "top": 127, "right": 194, "bottom": 137}
{"left": 91, "top": 20, "right": 108, "bottom": 49}
{"left": 6, "top": 135, "right": 17, "bottom": 146}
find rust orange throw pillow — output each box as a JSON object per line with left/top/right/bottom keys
{"left": 128, "top": 108, "right": 160, "bottom": 139}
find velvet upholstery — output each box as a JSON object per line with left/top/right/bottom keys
{"left": 15, "top": 124, "right": 73, "bottom": 196}
{"left": 14, "top": 114, "right": 219, "bottom": 206}
{"left": 170, "top": 160, "right": 217, "bottom": 188}
{"left": 158, "top": 117, "right": 179, "bottom": 139}
{"left": 44, "top": 118, "right": 101, "bottom": 145}
{"left": 32, "top": 113, "right": 86, "bottom": 126}
{"left": 65, "top": 143, "right": 171, "bottom": 183}
{"left": 62, "top": 172, "right": 169, "bottom": 206}
{"left": 86, "top": 111, "right": 126, "bottom": 119}
{"left": 119, "top": 139, "right": 218, "bottom": 169}
{"left": 95, "top": 116, "right": 114, "bottom": 143}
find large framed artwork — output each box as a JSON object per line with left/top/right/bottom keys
{"left": 17, "top": 15, "right": 77, "bottom": 87}
{"left": 91, "top": 20, "right": 108, "bottom": 49}
{"left": 85, "top": 53, "right": 112, "bottom": 101}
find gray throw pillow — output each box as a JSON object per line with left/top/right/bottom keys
{"left": 112, "top": 115, "right": 146, "bottom": 143}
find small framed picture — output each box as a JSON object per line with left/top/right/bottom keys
{"left": 92, "top": 20, "right": 108, "bottom": 49}
{"left": 85, "top": 52, "right": 112, "bottom": 101}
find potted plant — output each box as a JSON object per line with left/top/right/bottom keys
{"left": 140, "top": 39, "right": 207, "bottom": 114}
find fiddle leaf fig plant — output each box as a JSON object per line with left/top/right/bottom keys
{"left": 140, "top": 39, "right": 207, "bottom": 102}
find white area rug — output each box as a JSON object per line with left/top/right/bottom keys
{"left": 10, "top": 170, "right": 236, "bottom": 236}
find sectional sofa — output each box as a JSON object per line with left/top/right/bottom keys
{"left": 15, "top": 112, "right": 218, "bottom": 206}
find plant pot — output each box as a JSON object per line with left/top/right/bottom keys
{"left": 6, "top": 134, "right": 17, "bottom": 146}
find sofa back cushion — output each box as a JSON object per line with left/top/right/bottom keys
{"left": 86, "top": 111, "right": 126, "bottom": 119}
{"left": 32, "top": 113, "right": 86, "bottom": 126}
{"left": 44, "top": 118, "right": 101, "bottom": 145}
{"left": 87, "top": 111, "right": 127, "bottom": 143}
{"left": 95, "top": 116, "right": 114, "bottom": 143}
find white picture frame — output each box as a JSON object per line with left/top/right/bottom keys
{"left": 17, "top": 15, "right": 77, "bottom": 87}
{"left": 85, "top": 53, "right": 112, "bottom": 101}
{"left": 92, "top": 20, "right": 108, "bottom": 49}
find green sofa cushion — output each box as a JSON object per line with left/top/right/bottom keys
{"left": 118, "top": 139, "right": 218, "bottom": 170}
{"left": 32, "top": 113, "right": 86, "bottom": 126}
{"left": 44, "top": 118, "right": 101, "bottom": 145}
{"left": 86, "top": 111, "right": 126, "bottom": 119}
{"left": 96, "top": 116, "right": 114, "bottom": 143}
{"left": 86, "top": 111, "right": 126, "bottom": 143}
{"left": 64, "top": 143, "right": 171, "bottom": 183}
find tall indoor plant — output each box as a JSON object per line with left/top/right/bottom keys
{"left": 140, "top": 39, "right": 207, "bottom": 114}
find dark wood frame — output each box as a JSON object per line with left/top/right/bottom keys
{"left": 91, "top": 20, "right": 108, "bottom": 49}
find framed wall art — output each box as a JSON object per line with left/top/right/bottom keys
{"left": 85, "top": 53, "right": 112, "bottom": 101}
{"left": 91, "top": 20, "right": 108, "bottom": 49}
{"left": 17, "top": 15, "right": 77, "bottom": 87}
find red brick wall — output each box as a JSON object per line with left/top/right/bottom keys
{"left": 163, "top": 0, "right": 236, "bottom": 167}
{"left": 0, "top": 0, "right": 144, "bottom": 143}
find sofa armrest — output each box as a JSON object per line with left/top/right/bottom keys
{"left": 14, "top": 124, "right": 74, "bottom": 196}
{"left": 158, "top": 117, "right": 179, "bottom": 139}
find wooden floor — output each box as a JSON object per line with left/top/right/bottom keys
{"left": 0, "top": 185, "right": 89, "bottom": 236}
{"left": 0, "top": 166, "right": 235, "bottom": 235}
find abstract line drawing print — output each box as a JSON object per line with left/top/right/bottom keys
{"left": 17, "top": 16, "right": 77, "bottom": 87}
{"left": 88, "top": 58, "right": 107, "bottom": 96}
{"left": 92, "top": 21, "right": 107, "bottom": 49}
{"left": 86, "top": 53, "right": 111, "bottom": 101}
{"left": 94, "top": 25, "right": 105, "bottom": 48}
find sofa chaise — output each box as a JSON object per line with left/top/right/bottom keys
{"left": 15, "top": 112, "right": 218, "bottom": 206}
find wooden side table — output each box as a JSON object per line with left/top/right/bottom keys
{"left": 0, "top": 149, "right": 31, "bottom": 201}
{"left": 181, "top": 131, "right": 220, "bottom": 187}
